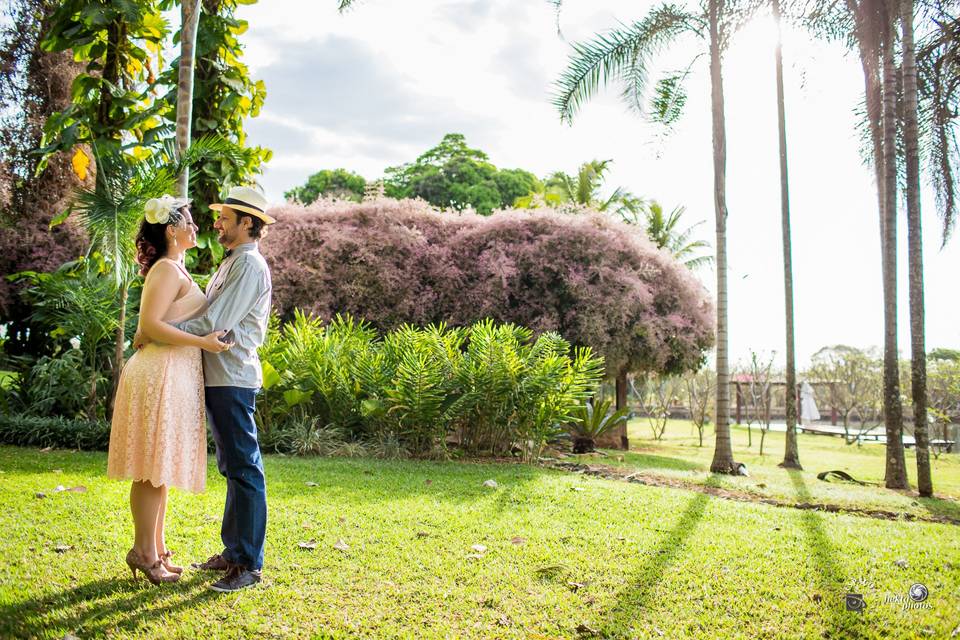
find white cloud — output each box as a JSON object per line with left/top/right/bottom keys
{"left": 237, "top": 0, "right": 960, "bottom": 366}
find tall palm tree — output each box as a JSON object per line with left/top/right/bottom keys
{"left": 806, "top": 0, "right": 909, "bottom": 488}
{"left": 879, "top": 0, "right": 910, "bottom": 489}
{"left": 175, "top": 0, "right": 203, "bottom": 198}
{"left": 772, "top": 0, "right": 801, "bottom": 470}
{"left": 551, "top": 0, "right": 741, "bottom": 470}
{"left": 901, "top": 0, "right": 931, "bottom": 496}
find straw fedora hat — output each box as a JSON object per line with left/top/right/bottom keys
{"left": 210, "top": 186, "right": 275, "bottom": 224}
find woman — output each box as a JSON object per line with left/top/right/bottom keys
{"left": 107, "top": 195, "right": 231, "bottom": 585}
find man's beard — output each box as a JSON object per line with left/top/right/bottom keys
{"left": 218, "top": 228, "right": 235, "bottom": 246}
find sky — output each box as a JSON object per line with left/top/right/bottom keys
{"left": 230, "top": 0, "right": 959, "bottom": 370}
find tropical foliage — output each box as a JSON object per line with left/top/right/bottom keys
{"left": 256, "top": 313, "right": 605, "bottom": 461}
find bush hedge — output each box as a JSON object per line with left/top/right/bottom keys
{"left": 261, "top": 199, "right": 714, "bottom": 377}
{"left": 0, "top": 414, "right": 110, "bottom": 450}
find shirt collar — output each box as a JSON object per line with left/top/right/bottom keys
{"left": 224, "top": 242, "right": 258, "bottom": 259}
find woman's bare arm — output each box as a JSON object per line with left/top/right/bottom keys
{"left": 138, "top": 261, "right": 230, "bottom": 352}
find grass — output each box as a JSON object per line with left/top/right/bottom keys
{"left": 607, "top": 419, "right": 960, "bottom": 522}
{"left": 2, "top": 444, "right": 959, "bottom": 639}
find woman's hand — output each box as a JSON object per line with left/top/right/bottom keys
{"left": 200, "top": 330, "right": 233, "bottom": 353}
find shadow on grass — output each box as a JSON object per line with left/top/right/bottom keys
{"left": 0, "top": 572, "right": 218, "bottom": 638}
{"left": 788, "top": 470, "right": 860, "bottom": 637}
{"left": 619, "top": 451, "right": 705, "bottom": 472}
{"left": 593, "top": 489, "right": 711, "bottom": 636}
{"left": 918, "top": 495, "right": 960, "bottom": 522}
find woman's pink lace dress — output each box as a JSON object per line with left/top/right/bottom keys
{"left": 107, "top": 260, "right": 208, "bottom": 493}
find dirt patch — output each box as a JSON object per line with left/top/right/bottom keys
{"left": 539, "top": 460, "right": 960, "bottom": 526}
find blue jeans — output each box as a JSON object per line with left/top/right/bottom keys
{"left": 205, "top": 386, "right": 266, "bottom": 571}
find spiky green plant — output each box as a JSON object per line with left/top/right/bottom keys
{"left": 568, "top": 398, "right": 630, "bottom": 454}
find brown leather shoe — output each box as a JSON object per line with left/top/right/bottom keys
{"left": 191, "top": 553, "right": 230, "bottom": 571}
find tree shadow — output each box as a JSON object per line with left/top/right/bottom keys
{"left": 917, "top": 495, "right": 960, "bottom": 523}
{"left": 787, "top": 470, "right": 860, "bottom": 637}
{"left": 618, "top": 451, "right": 705, "bottom": 472}
{"left": 0, "top": 572, "right": 218, "bottom": 638}
{"left": 592, "top": 490, "right": 710, "bottom": 637}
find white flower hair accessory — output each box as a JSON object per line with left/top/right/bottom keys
{"left": 144, "top": 195, "right": 189, "bottom": 225}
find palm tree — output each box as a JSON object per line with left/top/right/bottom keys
{"left": 175, "top": 0, "right": 203, "bottom": 198}
{"left": 772, "top": 0, "right": 801, "bottom": 470}
{"left": 70, "top": 137, "right": 239, "bottom": 411}
{"left": 551, "top": 0, "right": 741, "bottom": 470}
{"left": 805, "top": 0, "right": 908, "bottom": 488}
{"left": 631, "top": 201, "right": 713, "bottom": 270}
{"left": 901, "top": 0, "right": 931, "bottom": 496}
{"left": 879, "top": 0, "right": 910, "bottom": 489}
{"left": 543, "top": 159, "right": 645, "bottom": 216}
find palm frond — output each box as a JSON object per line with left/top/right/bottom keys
{"left": 552, "top": 5, "right": 700, "bottom": 124}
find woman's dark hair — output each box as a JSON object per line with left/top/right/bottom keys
{"left": 135, "top": 207, "right": 187, "bottom": 275}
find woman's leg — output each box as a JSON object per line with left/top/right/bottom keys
{"left": 155, "top": 485, "right": 168, "bottom": 555}
{"left": 130, "top": 480, "right": 163, "bottom": 562}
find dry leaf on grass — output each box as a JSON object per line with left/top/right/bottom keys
{"left": 510, "top": 537, "right": 526, "bottom": 545}
{"left": 54, "top": 544, "right": 73, "bottom": 553}
{"left": 35, "top": 493, "right": 46, "bottom": 499}
{"left": 425, "top": 479, "right": 433, "bottom": 485}
{"left": 471, "top": 544, "right": 487, "bottom": 554}
{"left": 416, "top": 531, "right": 430, "bottom": 538}
{"left": 333, "top": 539, "right": 349, "bottom": 552}
{"left": 568, "top": 581, "right": 586, "bottom": 592}
{"left": 305, "top": 482, "right": 319, "bottom": 487}
{"left": 570, "top": 487, "right": 584, "bottom": 492}
{"left": 482, "top": 479, "right": 498, "bottom": 489}
{"left": 298, "top": 540, "right": 318, "bottom": 550}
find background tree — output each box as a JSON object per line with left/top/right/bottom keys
{"left": 540, "top": 159, "right": 644, "bottom": 217}
{"left": 285, "top": 168, "right": 367, "bottom": 204}
{"left": 772, "top": 0, "right": 801, "bottom": 470}
{"left": 0, "top": 0, "right": 86, "bottom": 344}
{"left": 624, "top": 201, "right": 713, "bottom": 269}
{"left": 683, "top": 367, "right": 715, "bottom": 446}
{"left": 383, "top": 133, "right": 540, "bottom": 215}
{"left": 551, "top": 0, "right": 749, "bottom": 471}
{"left": 262, "top": 199, "right": 716, "bottom": 397}
{"left": 900, "top": 0, "right": 932, "bottom": 495}
{"left": 160, "top": 0, "right": 270, "bottom": 269}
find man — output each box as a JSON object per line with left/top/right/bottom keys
{"left": 140, "top": 186, "right": 275, "bottom": 592}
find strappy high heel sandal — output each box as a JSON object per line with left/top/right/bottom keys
{"left": 159, "top": 549, "right": 183, "bottom": 574}
{"left": 125, "top": 549, "right": 180, "bottom": 585}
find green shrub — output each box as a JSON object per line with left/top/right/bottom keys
{"left": 0, "top": 414, "right": 110, "bottom": 450}
{"left": 257, "top": 314, "right": 605, "bottom": 459}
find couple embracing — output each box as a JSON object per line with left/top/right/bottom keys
{"left": 106, "top": 186, "right": 274, "bottom": 593}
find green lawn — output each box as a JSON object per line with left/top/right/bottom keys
{"left": 605, "top": 419, "right": 960, "bottom": 523}
{"left": 2, "top": 444, "right": 959, "bottom": 639}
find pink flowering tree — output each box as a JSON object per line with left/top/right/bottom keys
{"left": 262, "top": 198, "right": 715, "bottom": 442}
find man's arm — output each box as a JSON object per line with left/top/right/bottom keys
{"left": 174, "top": 257, "right": 268, "bottom": 337}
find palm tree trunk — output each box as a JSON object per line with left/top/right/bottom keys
{"left": 880, "top": 11, "right": 909, "bottom": 489}
{"left": 773, "top": 0, "right": 801, "bottom": 470}
{"left": 900, "top": 0, "right": 931, "bottom": 496}
{"left": 615, "top": 370, "right": 629, "bottom": 450}
{"left": 108, "top": 283, "right": 128, "bottom": 420}
{"left": 175, "top": 0, "right": 202, "bottom": 198}
{"left": 707, "top": 0, "right": 734, "bottom": 474}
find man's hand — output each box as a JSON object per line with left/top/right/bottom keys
{"left": 132, "top": 330, "right": 152, "bottom": 350}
